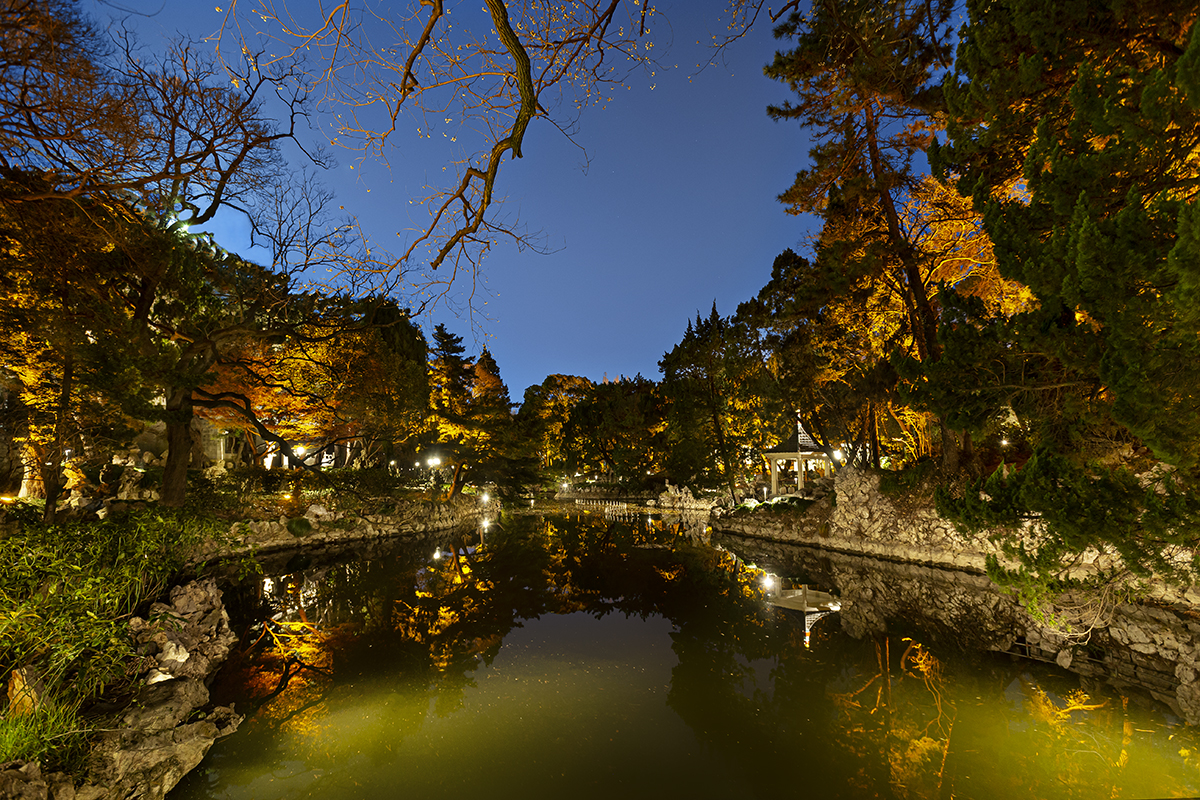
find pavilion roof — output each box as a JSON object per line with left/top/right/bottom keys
{"left": 764, "top": 425, "right": 824, "bottom": 456}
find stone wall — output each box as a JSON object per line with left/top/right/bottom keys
{"left": 191, "top": 493, "right": 486, "bottom": 565}
{"left": 711, "top": 467, "right": 1200, "bottom": 725}
{"left": 712, "top": 467, "right": 1003, "bottom": 572}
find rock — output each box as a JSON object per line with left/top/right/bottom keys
{"left": 6, "top": 668, "right": 45, "bottom": 717}
{"left": 1179, "top": 680, "right": 1200, "bottom": 726}
{"left": 1056, "top": 648, "right": 1074, "bottom": 669}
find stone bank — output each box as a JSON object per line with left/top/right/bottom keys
{"left": 712, "top": 467, "right": 1200, "bottom": 725}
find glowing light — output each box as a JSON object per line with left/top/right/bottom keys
{"left": 832, "top": 449, "right": 844, "bottom": 461}
{"left": 561, "top": 483, "right": 569, "bottom": 490}
{"left": 1001, "top": 438, "right": 1009, "bottom": 446}
{"left": 433, "top": 549, "right": 442, "bottom": 560}
{"left": 427, "top": 457, "right": 441, "bottom": 467}
{"left": 295, "top": 446, "right": 306, "bottom": 457}
{"left": 283, "top": 493, "right": 292, "bottom": 500}
{"left": 481, "top": 493, "right": 490, "bottom": 503}
{"left": 482, "top": 519, "right": 490, "bottom": 529}
{"left": 389, "top": 460, "right": 396, "bottom": 466}
{"left": 761, "top": 575, "right": 776, "bottom": 591}
{"left": 0, "top": 496, "right": 15, "bottom": 504}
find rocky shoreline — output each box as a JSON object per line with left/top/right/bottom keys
{"left": 0, "top": 495, "right": 486, "bottom": 800}
{"left": 0, "top": 580, "right": 239, "bottom": 800}
{"left": 711, "top": 467, "right": 1200, "bottom": 725}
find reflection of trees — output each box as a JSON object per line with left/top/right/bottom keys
{"left": 203, "top": 514, "right": 1200, "bottom": 799}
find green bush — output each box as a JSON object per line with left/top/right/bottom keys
{"left": 878, "top": 458, "right": 937, "bottom": 496}
{"left": 286, "top": 516, "right": 313, "bottom": 537}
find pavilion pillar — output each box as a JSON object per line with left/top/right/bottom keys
{"left": 770, "top": 459, "right": 779, "bottom": 497}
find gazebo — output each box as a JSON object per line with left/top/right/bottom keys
{"left": 762, "top": 423, "right": 832, "bottom": 497}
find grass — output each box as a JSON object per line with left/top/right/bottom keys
{"left": 730, "top": 494, "right": 816, "bottom": 517}
{"left": 0, "top": 702, "right": 92, "bottom": 771}
{"left": 0, "top": 502, "right": 229, "bottom": 772}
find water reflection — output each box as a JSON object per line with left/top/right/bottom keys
{"left": 173, "top": 512, "right": 1200, "bottom": 800}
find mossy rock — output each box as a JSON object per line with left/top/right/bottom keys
{"left": 286, "top": 516, "right": 313, "bottom": 537}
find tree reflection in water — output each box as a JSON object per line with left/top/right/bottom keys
{"left": 179, "top": 512, "right": 1200, "bottom": 800}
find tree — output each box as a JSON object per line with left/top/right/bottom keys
{"left": 659, "top": 304, "right": 779, "bottom": 502}
{"left": 211, "top": 1, "right": 768, "bottom": 304}
{"left": 516, "top": 373, "right": 595, "bottom": 479}
{"left": 740, "top": 247, "right": 904, "bottom": 470}
{"left": 0, "top": 181, "right": 152, "bottom": 518}
{"left": 931, "top": 0, "right": 1200, "bottom": 587}
{"left": 764, "top": 0, "right": 979, "bottom": 467}
{"left": 765, "top": 0, "right": 955, "bottom": 364}
{"left": 563, "top": 375, "right": 666, "bottom": 485}
{"left": 199, "top": 297, "right": 430, "bottom": 468}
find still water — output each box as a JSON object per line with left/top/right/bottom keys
{"left": 172, "top": 511, "right": 1200, "bottom": 799}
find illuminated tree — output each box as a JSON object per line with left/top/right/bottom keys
{"left": 563, "top": 375, "right": 666, "bottom": 484}
{"left": 659, "top": 304, "right": 780, "bottom": 501}
{"left": 199, "top": 297, "right": 431, "bottom": 468}
{"left": 0, "top": 184, "right": 148, "bottom": 518}
{"left": 516, "top": 373, "right": 594, "bottom": 477}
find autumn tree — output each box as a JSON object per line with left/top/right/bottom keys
{"left": 199, "top": 297, "right": 430, "bottom": 469}
{"left": 740, "top": 247, "right": 903, "bottom": 470}
{"left": 0, "top": 181, "right": 153, "bottom": 518}
{"left": 765, "top": 0, "right": 973, "bottom": 466}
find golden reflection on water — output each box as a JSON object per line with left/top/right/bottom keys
{"left": 177, "top": 513, "right": 1200, "bottom": 800}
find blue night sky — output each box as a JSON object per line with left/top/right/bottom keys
{"left": 86, "top": 1, "right": 819, "bottom": 398}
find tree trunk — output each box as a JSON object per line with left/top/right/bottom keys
{"left": 870, "top": 405, "right": 882, "bottom": 470}
{"left": 449, "top": 462, "right": 467, "bottom": 499}
{"left": 161, "top": 388, "right": 194, "bottom": 507}
{"left": 41, "top": 355, "right": 74, "bottom": 523}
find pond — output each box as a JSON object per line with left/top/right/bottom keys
{"left": 171, "top": 511, "right": 1200, "bottom": 799}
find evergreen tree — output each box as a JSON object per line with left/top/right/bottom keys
{"left": 659, "top": 304, "right": 779, "bottom": 502}
{"left": 932, "top": 0, "right": 1200, "bottom": 586}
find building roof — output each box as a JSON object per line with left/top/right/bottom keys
{"left": 764, "top": 424, "right": 824, "bottom": 456}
